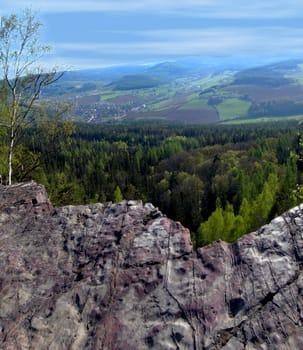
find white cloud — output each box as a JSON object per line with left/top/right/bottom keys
{"left": 1, "top": 0, "right": 210, "bottom": 14}
{"left": 1, "top": 0, "right": 145, "bottom": 14}
{"left": 53, "top": 26, "right": 303, "bottom": 58}
{"left": 1, "top": 0, "right": 303, "bottom": 19}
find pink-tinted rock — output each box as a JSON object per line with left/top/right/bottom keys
{"left": 0, "top": 182, "right": 302, "bottom": 349}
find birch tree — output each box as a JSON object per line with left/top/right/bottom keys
{"left": 0, "top": 9, "right": 62, "bottom": 185}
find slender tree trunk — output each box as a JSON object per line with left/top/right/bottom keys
{"left": 8, "top": 91, "right": 17, "bottom": 186}
{"left": 8, "top": 128, "right": 14, "bottom": 185}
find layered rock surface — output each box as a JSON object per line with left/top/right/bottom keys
{"left": 0, "top": 182, "right": 302, "bottom": 349}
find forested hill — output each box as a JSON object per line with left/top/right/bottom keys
{"left": 3, "top": 121, "right": 303, "bottom": 247}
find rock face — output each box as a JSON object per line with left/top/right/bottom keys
{"left": 0, "top": 182, "right": 302, "bottom": 349}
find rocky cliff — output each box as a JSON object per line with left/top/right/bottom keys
{"left": 0, "top": 182, "right": 302, "bottom": 349}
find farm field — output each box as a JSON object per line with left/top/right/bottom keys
{"left": 216, "top": 98, "right": 251, "bottom": 120}
{"left": 223, "top": 114, "right": 303, "bottom": 124}
{"left": 226, "top": 84, "right": 303, "bottom": 102}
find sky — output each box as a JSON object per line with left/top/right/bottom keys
{"left": 1, "top": 0, "right": 303, "bottom": 70}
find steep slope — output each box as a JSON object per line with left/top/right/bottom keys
{"left": 0, "top": 182, "right": 302, "bottom": 349}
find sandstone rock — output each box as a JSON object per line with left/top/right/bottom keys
{"left": 0, "top": 182, "right": 302, "bottom": 349}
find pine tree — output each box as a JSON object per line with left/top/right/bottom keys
{"left": 113, "top": 186, "right": 123, "bottom": 202}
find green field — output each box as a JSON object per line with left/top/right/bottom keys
{"left": 223, "top": 114, "right": 303, "bottom": 125}
{"left": 179, "top": 98, "right": 208, "bottom": 110}
{"left": 101, "top": 91, "right": 124, "bottom": 100}
{"left": 217, "top": 98, "right": 251, "bottom": 120}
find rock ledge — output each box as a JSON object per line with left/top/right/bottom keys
{"left": 0, "top": 182, "right": 302, "bottom": 349}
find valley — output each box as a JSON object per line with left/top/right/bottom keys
{"left": 42, "top": 58, "right": 303, "bottom": 124}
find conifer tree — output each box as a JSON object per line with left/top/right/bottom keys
{"left": 113, "top": 186, "right": 123, "bottom": 202}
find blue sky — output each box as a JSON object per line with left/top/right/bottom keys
{"left": 2, "top": 0, "right": 303, "bottom": 69}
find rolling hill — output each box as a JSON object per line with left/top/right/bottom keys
{"left": 41, "top": 57, "right": 303, "bottom": 124}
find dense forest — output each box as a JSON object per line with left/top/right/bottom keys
{"left": 1, "top": 119, "right": 303, "bottom": 247}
